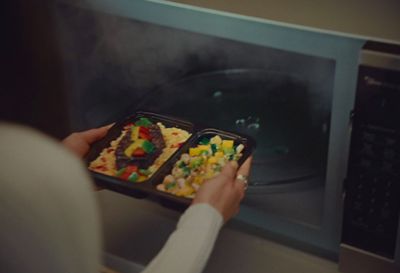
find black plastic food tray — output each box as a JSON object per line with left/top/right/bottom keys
{"left": 85, "top": 110, "right": 256, "bottom": 208}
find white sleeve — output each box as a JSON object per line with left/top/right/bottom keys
{"left": 142, "top": 203, "right": 224, "bottom": 273}
{"left": 0, "top": 124, "right": 102, "bottom": 273}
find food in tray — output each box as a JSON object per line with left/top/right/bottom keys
{"left": 89, "top": 117, "right": 191, "bottom": 182}
{"left": 157, "top": 135, "right": 244, "bottom": 198}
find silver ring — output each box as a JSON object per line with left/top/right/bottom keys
{"left": 236, "top": 174, "right": 248, "bottom": 190}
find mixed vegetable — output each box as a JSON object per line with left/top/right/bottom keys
{"left": 157, "top": 135, "right": 244, "bottom": 198}
{"left": 114, "top": 117, "right": 165, "bottom": 182}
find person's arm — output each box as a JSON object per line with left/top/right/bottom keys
{"left": 142, "top": 159, "right": 252, "bottom": 273}
{"left": 142, "top": 204, "right": 222, "bottom": 273}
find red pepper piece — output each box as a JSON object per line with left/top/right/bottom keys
{"left": 139, "top": 126, "right": 149, "bottom": 134}
{"left": 139, "top": 131, "right": 151, "bottom": 140}
{"left": 126, "top": 165, "right": 138, "bottom": 173}
{"left": 120, "top": 165, "right": 138, "bottom": 180}
{"left": 139, "top": 126, "right": 151, "bottom": 140}
{"left": 132, "top": 147, "right": 146, "bottom": 157}
{"left": 120, "top": 172, "right": 130, "bottom": 180}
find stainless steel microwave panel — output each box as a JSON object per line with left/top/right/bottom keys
{"left": 56, "top": 0, "right": 365, "bottom": 257}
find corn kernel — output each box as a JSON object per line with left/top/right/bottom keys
{"left": 214, "top": 151, "right": 224, "bottom": 158}
{"left": 189, "top": 147, "right": 201, "bottom": 156}
{"left": 208, "top": 156, "right": 217, "bottom": 164}
{"left": 198, "top": 145, "right": 210, "bottom": 151}
{"left": 137, "top": 175, "right": 147, "bottom": 182}
{"left": 193, "top": 176, "right": 204, "bottom": 185}
{"left": 177, "top": 186, "right": 194, "bottom": 196}
{"left": 222, "top": 140, "right": 234, "bottom": 149}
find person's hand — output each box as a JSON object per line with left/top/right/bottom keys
{"left": 62, "top": 124, "right": 112, "bottom": 158}
{"left": 192, "top": 156, "right": 252, "bottom": 222}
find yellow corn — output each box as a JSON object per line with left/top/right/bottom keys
{"left": 208, "top": 156, "right": 217, "bottom": 164}
{"left": 177, "top": 185, "right": 194, "bottom": 197}
{"left": 198, "top": 145, "right": 210, "bottom": 151}
{"left": 124, "top": 139, "right": 144, "bottom": 157}
{"left": 189, "top": 147, "right": 201, "bottom": 156}
{"left": 131, "top": 126, "right": 139, "bottom": 140}
{"left": 137, "top": 175, "right": 148, "bottom": 182}
{"left": 222, "top": 140, "right": 234, "bottom": 149}
{"left": 214, "top": 151, "right": 224, "bottom": 158}
{"left": 193, "top": 176, "right": 204, "bottom": 185}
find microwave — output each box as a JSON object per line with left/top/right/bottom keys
{"left": 54, "top": 0, "right": 399, "bottom": 270}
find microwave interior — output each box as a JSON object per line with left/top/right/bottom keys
{"left": 55, "top": 1, "right": 363, "bottom": 258}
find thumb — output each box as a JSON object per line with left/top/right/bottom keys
{"left": 81, "top": 124, "right": 113, "bottom": 144}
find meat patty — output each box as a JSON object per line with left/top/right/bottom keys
{"left": 115, "top": 124, "right": 166, "bottom": 170}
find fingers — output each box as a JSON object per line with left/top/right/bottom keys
{"left": 219, "top": 161, "right": 239, "bottom": 181}
{"left": 237, "top": 156, "right": 252, "bottom": 177}
{"left": 233, "top": 156, "right": 253, "bottom": 193}
{"left": 81, "top": 124, "right": 113, "bottom": 144}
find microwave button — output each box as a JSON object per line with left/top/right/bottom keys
{"left": 375, "top": 224, "right": 385, "bottom": 234}
{"left": 368, "top": 208, "right": 375, "bottom": 214}
{"left": 383, "top": 149, "right": 396, "bottom": 159}
{"left": 361, "top": 143, "right": 374, "bottom": 156}
{"left": 362, "top": 132, "right": 375, "bottom": 142}
{"left": 381, "top": 161, "right": 393, "bottom": 173}
{"left": 360, "top": 158, "right": 372, "bottom": 168}
{"left": 372, "top": 176, "right": 380, "bottom": 184}
{"left": 385, "top": 137, "right": 396, "bottom": 146}
{"left": 380, "top": 208, "right": 391, "bottom": 219}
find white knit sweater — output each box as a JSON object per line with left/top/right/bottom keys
{"left": 0, "top": 123, "right": 223, "bottom": 273}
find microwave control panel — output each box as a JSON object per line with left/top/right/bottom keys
{"left": 342, "top": 45, "right": 400, "bottom": 259}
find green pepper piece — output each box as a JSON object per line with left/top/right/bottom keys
{"left": 116, "top": 167, "right": 126, "bottom": 177}
{"left": 142, "top": 140, "right": 155, "bottom": 153}
{"left": 199, "top": 137, "right": 210, "bottom": 145}
{"left": 166, "top": 182, "right": 176, "bottom": 190}
{"left": 182, "top": 166, "right": 191, "bottom": 176}
{"left": 135, "top": 117, "right": 153, "bottom": 127}
{"left": 178, "top": 161, "right": 186, "bottom": 168}
{"left": 223, "top": 147, "right": 235, "bottom": 155}
{"left": 139, "top": 168, "right": 151, "bottom": 176}
{"left": 128, "top": 172, "right": 139, "bottom": 182}
{"left": 211, "top": 144, "right": 218, "bottom": 154}
{"left": 190, "top": 158, "right": 204, "bottom": 169}
{"left": 200, "top": 150, "right": 209, "bottom": 156}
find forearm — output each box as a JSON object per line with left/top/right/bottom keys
{"left": 142, "top": 204, "right": 223, "bottom": 273}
